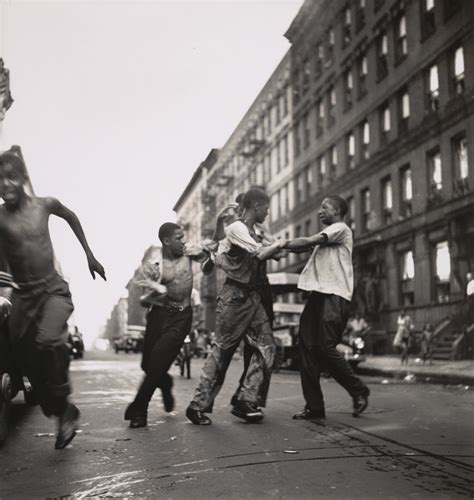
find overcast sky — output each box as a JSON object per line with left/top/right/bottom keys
{"left": 1, "top": 0, "right": 302, "bottom": 345}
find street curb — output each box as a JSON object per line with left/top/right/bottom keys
{"left": 357, "top": 366, "right": 474, "bottom": 386}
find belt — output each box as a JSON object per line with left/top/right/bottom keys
{"left": 157, "top": 303, "right": 191, "bottom": 313}
{"left": 225, "top": 278, "right": 258, "bottom": 292}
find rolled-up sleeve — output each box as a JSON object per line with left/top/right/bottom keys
{"left": 321, "top": 222, "right": 347, "bottom": 244}
{"left": 225, "top": 221, "right": 262, "bottom": 253}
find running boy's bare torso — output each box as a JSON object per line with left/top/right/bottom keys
{"left": 0, "top": 197, "right": 57, "bottom": 283}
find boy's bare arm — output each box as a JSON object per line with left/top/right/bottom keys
{"left": 46, "top": 197, "right": 106, "bottom": 281}
{"left": 282, "top": 233, "right": 328, "bottom": 251}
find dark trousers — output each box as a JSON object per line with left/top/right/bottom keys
{"left": 134, "top": 305, "right": 192, "bottom": 411}
{"left": 298, "top": 292, "right": 367, "bottom": 414}
{"left": 10, "top": 275, "right": 74, "bottom": 417}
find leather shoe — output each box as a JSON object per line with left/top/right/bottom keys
{"left": 186, "top": 406, "right": 212, "bottom": 425}
{"left": 292, "top": 408, "right": 326, "bottom": 420}
{"left": 231, "top": 400, "right": 264, "bottom": 422}
{"left": 161, "top": 387, "right": 175, "bottom": 413}
{"left": 124, "top": 402, "right": 147, "bottom": 428}
{"left": 55, "top": 403, "right": 80, "bottom": 449}
{"left": 352, "top": 388, "right": 370, "bottom": 417}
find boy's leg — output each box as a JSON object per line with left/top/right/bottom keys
{"left": 319, "top": 295, "right": 367, "bottom": 398}
{"left": 295, "top": 293, "right": 326, "bottom": 416}
{"left": 132, "top": 307, "right": 192, "bottom": 413}
{"left": 234, "top": 295, "right": 275, "bottom": 409}
{"left": 188, "top": 286, "right": 253, "bottom": 414}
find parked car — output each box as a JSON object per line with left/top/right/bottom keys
{"left": 114, "top": 333, "right": 143, "bottom": 354}
{"left": 272, "top": 323, "right": 299, "bottom": 372}
{"left": 68, "top": 327, "right": 85, "bottom": 359}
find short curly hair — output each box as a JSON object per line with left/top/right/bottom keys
{"left": 0, "top": 151, "right": 28, "bottom": 180}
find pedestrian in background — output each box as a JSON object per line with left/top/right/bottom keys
{"left": 393, "top": 309, "right": 414, "bottom": 365}
{"left": 281, "top": 195, "right": 370, "bottom": 420}
{"left": 420, "top": 323, "right": 434, "bottom": 365}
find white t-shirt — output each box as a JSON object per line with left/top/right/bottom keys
{"left": 298, "top": 221, "right": 353, "bottom": 302}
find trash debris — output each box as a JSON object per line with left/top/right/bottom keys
{"left": 414, "top": 358, "right": 422, "bottom": 364}
{"left": 115, "top": 438, "right": 131, "bottom": 442}
{"left": 170, "top": 436, "right": 177, "bottom": 441}
{"left": 465, "top": 386, "right": 470, "bottom": 390}
{"left": 404, "top": 374, "right": 416, "bottom": 382}
{"left": 381, "top": 379, "right": 390, "bottom": 384}
{"left": 283, "top": 450, "right": 299, "bottom": 454}
{"left": 251, "top": 442, "right": 257, "bottom": 446}
{"left": 35, "top": 433, "right": 54, "bottom": 437}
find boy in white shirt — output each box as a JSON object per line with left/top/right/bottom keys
{"left": 281, "top": 196, "right": 369, "bottom": 420}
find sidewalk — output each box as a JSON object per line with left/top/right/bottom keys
{"left": 358, "top": 355, "right": 474, "bottom": 386}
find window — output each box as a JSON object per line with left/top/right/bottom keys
{"left": 296, "top": 172, "right": 304, "bottom": 202}
{"left": 317, "top": 156, "right": 326, "bottom": 190}
{"left": 279, "top": 186, "right": 286, "bottom": 216}
{"left": 326, "top": 28, "right": 335, "bottom": 66}
{"left": 344, "top": 69, "right": 353, "bottom": 110}
{"left": 275, "top": 97, "right": 281, "bottom": 125}
{"left": 293, "top": 69, "right": 301, "bottom": 106}
{"left": 305, "top": 219, "right": 311, "bottom": 238}
{"left": 329, "top": 145, "right": 337, "bottom": 180}
{"left": 421, "top": 0, "right": 436, "bottom": 39}
{"left": 294, "top": 122, "right": 301, "bottom": 157}
{"left": 302, "top": 59, "right": 311, "bottom": 95}
{"left": 361, "top": 120, "right": 370, "bottom": 160}
{"left": 284, "top": 183, "right": 290, "bottom": 213}
{"left": 264, "top": 154, "right": 271, "bottom": 183}
{"left": 305, "top": 165, "right": 312, "bottom": 199}
{"left": 316, "top": 98, "right": 325, "bottom": 137}
{"left": 381, "top": 177, "right": 393, "bottom": 224}
{"left": 355, "top": 0, "right": 366, "bottom": 33}
{"left": 347, "top": 196, "right": 356, "bottom": 231}
{"left": 346, "top": 132, "right": 356, "bottom": 169}
{"left": 395, "top": 15, "right": 408, "bottom": 63}
{"left": 400, "top": 166, "right": 413, "bottom": 218}
{"left": 450, "top": 46, "right": 465, "bottom": 95}
{"left": 380, "top": 103, "right": 391, "bottom": 143}
{"left": 343, "top": 6, "right": 352, "bottom": 48}
{"left": 400, "top": 250, "right": 415, "bottom": 305}
{"left": 303, "top": 112, "right": 310, "bottom": 149}
{"left": 281, "top": 134, "right": 289, "bottom": 167}
{"left": 276, "top": 139, "right": 282, "bottom": 173}
{"left": 376, "top": 32, "right": 389, "bottom": 81}
{"left": 398, "top": 87, "right": 410, "bottom": 133}
{"left": 361, "top": 188, "right": 371, "bottom": 232}
{"left": 328, "top": 87, "right": 336, "bottom": 127}
{"left": 358, "top": 55, "right": 368, "bottom": 98}
{"left": 444, "top": 0, "right": 462, "bottom": 20}
{"left": 427, "top": 148, "right": 442, "bottom": 191}
{"left": 315, "top": 43, "right": 324, "bottom": 80}
{"left": 283, "top": 87, "right": 289, "bottom": 116}
{"left": 434, "top": 241, "right": 451, "bottom": 303}
{"left": 453, "top": 133, "right": 469, "bottom": 195}
{"left": 425, "top": 64, "right": 440, "bottom": 112}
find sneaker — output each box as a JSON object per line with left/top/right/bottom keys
{"left": 161, "top": 387, "right": 175, "bottom": 413}
{"left": 292, "top": 408, "right": 326, "bottom": 420}
{"left": 124, "top": 402, "right": 147, "bottom": 429}
{"left": 231, "top": 400, "right": 264, "bottom": 422}
{"left": 352, "top": 388, "right": 370, "bottom": 418}
{"left": 55, "top": 403, "right": 80, "bottom": 449}
{"left": 186, "top": 406, "right": 212, "bottom": 425}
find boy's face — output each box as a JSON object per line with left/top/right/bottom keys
{"left": 164, "top": 228, "right": 186, "bottom": 257}
{"left": 254, "top": 201, "right": 270, "bottom": 224}
{"left": 0, "top": 162, "right": 26, "bottom": 206}
{"left": 318, "top": 198, "right": 339, "bottom": 225}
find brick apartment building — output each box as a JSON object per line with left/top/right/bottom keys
{"left": 170, "top": 0, "right": 474, "bottom": 357}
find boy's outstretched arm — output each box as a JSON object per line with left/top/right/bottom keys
{"left": 282, "top": 233, "right": 328, "bottom": 251}
{"left": 47, "top": 197, "right": 106, "bottom": 281}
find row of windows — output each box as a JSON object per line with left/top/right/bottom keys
{"left": 293, "top": 43, "right": 466, "bottom": 162}
{"left": 346, "top": 133, "right": 469, "bottom": 234}
{"left": 399, "top": 240, "right": 452, "bottom": 306}
{"left": 293, "top": 0, "right": 463, "bottom": 106}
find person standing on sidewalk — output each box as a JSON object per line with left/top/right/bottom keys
{"left": 124, "top": 223, "right": 208, "bottom": 428}
{"left": 280, "top": 195, "right": 370, "bottom": 420}
{"left": 393, "top": 309, "right": 414, "bottom": 365}
{"left": 186, "top": 188, "right": 284, "bottom": 425}
{"left": 0, "top": 151, "right": 106, "bottom": 449}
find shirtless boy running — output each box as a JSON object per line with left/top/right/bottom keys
{"left": 0, "top": 150, "right": 106, "bottom": 449}
{"left": 124, "top": 222, "right": 207, "bottom": 428}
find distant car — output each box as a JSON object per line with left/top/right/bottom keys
{"left": 114, "top": 334, "right": 143, "bottom": 354}
{"left": 68, "top": 330, "right": 85, "bottom": 359}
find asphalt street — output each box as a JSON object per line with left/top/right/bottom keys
{"left": 1, "top": 351, "right": 473, "bottom": 499}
